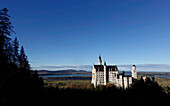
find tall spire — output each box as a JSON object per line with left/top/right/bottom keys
{"left": 98, "top": 55, "right": 102, "bottom": 65}
{"left": 104, "top": 61, "right": 106, "bottom": 66}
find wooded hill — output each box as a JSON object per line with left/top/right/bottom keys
{"left": 37, "top": 69, "right": 90, "bottom": 75}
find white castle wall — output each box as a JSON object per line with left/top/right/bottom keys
{"left": 131, "top": 65, "right": 137, "bottom": 79}
{"left": 91, "top": 57, "right": 137, "bottom": 88}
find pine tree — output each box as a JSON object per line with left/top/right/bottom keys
{"left": 0, "top": 8, "right": 14, "bottom": 55}
{"left": 0, "top": 8, "right": 14, "bottom": 75}
{"left": 0, "top": 9, "right": 45, "bottom": 105}
{"left": 6, "top": 42, "right": 13, "bottom": 63}
{"left": 13, "top": 37, "right": 19, "bottom": 66}
{"left": 19, "top": 46, "right": 30, "bottom": 70}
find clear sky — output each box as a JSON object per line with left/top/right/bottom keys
{"left": 1, "top": 0, "right": 170, "bottom": 71}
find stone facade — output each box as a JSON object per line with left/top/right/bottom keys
{"left": 91, "top": 56, "right": 137, "bottom": 89}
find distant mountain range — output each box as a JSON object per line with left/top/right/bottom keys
{"left": 37, "top": 69, "right": 131, "bottom": 75}
{"left": 37, "top": 69, "right": 91, "bottom": 75}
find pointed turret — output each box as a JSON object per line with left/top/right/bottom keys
{"left": 104, "top": 61, "right": 106, "bottom": 66}
{"left": 98, "top": 55, "right": 102, "bottom": 65}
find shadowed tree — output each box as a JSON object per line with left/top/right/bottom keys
{"left": 0, "top": 8, "right": 45, "bottom": 106}
{"left": 0, "top": 8, "right": 14, "bottom": 77}
{"left": 6, "top": 43, "right": 14, "bottom": 63}
{"left": 12, "top": 37, "right": 19, "bottom": 66}
{"left": 0, "top": 8, "right": 14, "bottom": 56}
{"left": 19, "top": 46, "right": 30, "bottom": 71}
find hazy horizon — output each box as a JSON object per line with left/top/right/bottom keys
{"left": 32, "top": 64, "right": 170, "bottom": 72}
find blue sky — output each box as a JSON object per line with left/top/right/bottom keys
{"left": 1, "top": 0, "right": 170, "bottom": 71}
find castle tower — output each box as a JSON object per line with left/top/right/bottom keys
{"left": 92, "top": 63, "right": 97, "bottom": 88}
{"left": 131, "top": 65, "right": 137, "bottom": 79}
{"left": 104, "top": 61, "right": 107, "bottom": 85}
{"left": 98, "top": 55, "right": 102, "bottom": 65}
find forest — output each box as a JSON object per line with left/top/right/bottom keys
{"left": 0, "top": 8, "right": 170, "bottom": 106}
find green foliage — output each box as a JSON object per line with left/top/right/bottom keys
{"left": 162, "top": 86, "right": 170, "bottom": 95}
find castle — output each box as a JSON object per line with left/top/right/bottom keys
{"left": 91, "top": 55, "right": 137, "bottom": 89}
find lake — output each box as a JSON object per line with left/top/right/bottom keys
{"left": 155, "top": 76, "right": 170, "bottom": 78}
{"left": 40, "top": 74, "right": 92, "bottom": 78}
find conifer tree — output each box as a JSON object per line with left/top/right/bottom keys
{"left": 6, "top": 42, "right": 13, "bottom": 63}
{"left": 19, "top": 46, "right": 30, "bottom": 70}
{"left": 0, "top": 8, "right": 14, "bottom": 55}
{"left": 13, "top": 37, "right": 19, "bottom": 66}
{"left": 0, "top": 8, "right": 14, "bottom": 75}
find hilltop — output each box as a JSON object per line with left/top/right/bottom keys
{"left": 37, "top": 69, "right": 91, "bottom": 76}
